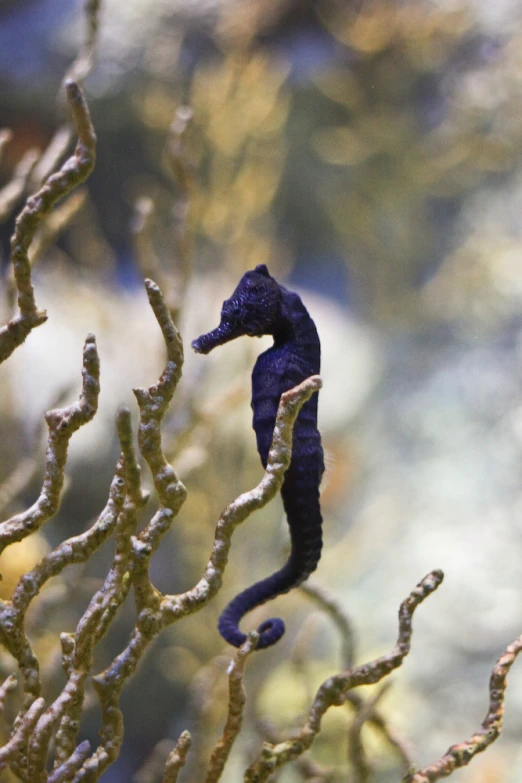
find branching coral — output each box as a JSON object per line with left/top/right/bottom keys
{"left": 204, "top": 631, "right": 259, "bottom": 783}
{"left": 2, "top": 4, "right": 522, "bottom": 782}
{"left": 163, "top": 731, "right": 192, "bottom": 783}
{"left": 0, "top": 81, "right": 96, "bottom": 364}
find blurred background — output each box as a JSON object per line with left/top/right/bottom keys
{"left": 2, "top": 0, "right": 522, "bottom": 780}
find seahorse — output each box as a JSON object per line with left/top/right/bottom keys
{"left": 192, "top": 264, "right": 324, "bottom": 649}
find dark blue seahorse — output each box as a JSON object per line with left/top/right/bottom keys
{"left": 192, "top": 264, "right": 324, "bottom": 650}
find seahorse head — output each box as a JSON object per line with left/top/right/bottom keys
{"left": 192, "top": 264, "right": 283, "bottom": 354}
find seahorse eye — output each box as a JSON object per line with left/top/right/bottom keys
{"left": 222, "top": 300, "right": 242, "bottom": 320}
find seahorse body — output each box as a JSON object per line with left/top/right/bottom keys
{"left": 192, "top": 264, "right": 324, "bottom": 649}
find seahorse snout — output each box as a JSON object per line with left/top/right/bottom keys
{"left": 192, "top": 320, "right": 243, "bottom": 354}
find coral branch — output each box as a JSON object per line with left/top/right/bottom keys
{"left": 204, "top": 632, "right": 259, "bottom": 783}
{"left": 0, "top": 334, "right": 100, "bottom": 557}
{"left": 244, "top": 570, "right": 444, "bottom": 783}
{"left": 163, "top": 731, "right": 192, "bottom": 783}
{"left": 19, "top": 409, "right": 142, "bottom": 781}
{"left": 0, "top": 335, "right": 99, "bottom": 734}
{"left": 131, "top": 279, "right": 186, "bottom": 608}
{"left": 48, "top": 741, "right": 92, "bottom": 783}
{"left": 133, "top": 279, "right": 185, "bottom": 519}
{"left": 406, "top": 633, "right": 522, "bottom": 781}
{"left": 51, "top": 409, "right": 145, "bottom": 772}
{"left": 0, "top": 80, "right": 96, "bottom": 364}
{"left": 65, "top": 282, "right": 185, "bottom": 782}
{"left": 11, "top": 455, "right": 125, "bottom": 619}
{"left": 0, "top": 697, "right": 45, "bottom": 773}
{"left": 254, "top": 717, "right": 336, "bottom": 783}
{"left": 3, "top": 443, "right": 125, "bottom": 753}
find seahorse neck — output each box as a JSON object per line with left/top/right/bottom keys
{"left": 273, "top": 289, "right": 319, "bottom": 355}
